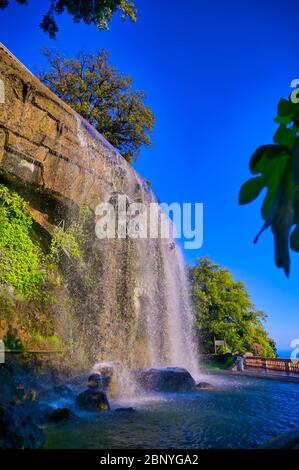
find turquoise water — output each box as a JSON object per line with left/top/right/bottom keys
{"left": 45, "top": 372, "right": 299, "bottom": 449}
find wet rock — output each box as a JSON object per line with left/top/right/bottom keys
{"left": 91, "top": 363, "right": 122, "bottom": 396}
{"left": 53, "top": 384, "right": 73, "bottom": 397}
{"left": 45, "top": 407, "right": 77, "bottom": 424}
{"left": 114, "top": 407, "right": 135, "bottom": 413}
{"left": 0, "top": 401, "right": 45, "bottom": 449}
{"left": 260, "top": 426, "right": 299, "bottom": 449}
{"left": 196, "top": 382, "right": 215, "bottom": 390}
{"left": 69, "top": 375, "right": 87, "bottom": 388}
{"left": 87, "top": 373, "right": 103, "bottom": 389}
{"left": 135, "top": 367, "right": 196, "bottom": 393}
{"left": 75, "top": 389, "right": 110, "bottom": 412}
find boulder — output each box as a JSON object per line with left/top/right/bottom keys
{"left": 91, "top": 363, "right": 123, "bottom": 396}
{"left": 45, "top": 407, "right": 77, "bottom": 424}
{"left": 87, "top": 373, "right": 103, "bottom": 389}
{"left": 75, "top": 389, "right": 110, "bottom": 412}
{"left": 135, "top": 367, "right": 196, "bottom": 393}
{"left": 196, "top": 382, "right": 215, "bottom": 390}
{"left": 0, "top": 402, "right": 45, "bottom": 449}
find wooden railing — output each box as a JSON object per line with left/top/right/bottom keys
{"left": 244, "top": 356, "right": 299, "bottom": 374}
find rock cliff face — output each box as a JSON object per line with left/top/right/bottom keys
{"left": 0, "top": 42, "right": 146, "bottom": 212}
{"left": 0, "top": 43, "right": 199, "bottom": 377}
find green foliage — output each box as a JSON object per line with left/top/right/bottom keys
{"left": 39, "top": 49, "right": 155, "bottom": 162}
{"left": 0, "top": 184, "right": 89, "bottom": 301}
{"left": 3, "top": 325, "right": 23, "bottom": 350}
{"left": 0, "top": 185, "right": 45, "bottom": 299}
{"left": 239, "top": 93, "right": 299, "bottom": 276}
{"left": 202, "top": 356, "right": 235, "bottom": 370}
{"left": 49, "top": 225, "right": 82, "bottom": 264}
{"left": 0, "top": 0, "right": 137, "bottom": 38}
{"left": 67, "top": 205, "right": 93, "bottom": 246}
{"left": 48, "top": 206, "right": 91, "bottom": 264}
{"left": 31, "top": 330, "right": 62, "bottom": 348}
{"left": 190, "top": 257, "right": 276, "bottom": 357}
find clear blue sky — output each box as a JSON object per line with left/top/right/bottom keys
{"left": 1, "top": 0, "right": 299, "bottom": 351}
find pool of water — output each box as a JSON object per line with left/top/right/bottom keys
{"left": 45, "top": 372, "right": 299, "bottom": 449}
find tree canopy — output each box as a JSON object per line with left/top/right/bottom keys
{"left": 39, "top": 49, "right": 154, "bottom": 163}
{"left": 190, "top": 257, "right": 276, "bottom": 357}
{"left": 239, "top": 87, "right": 299, "bottom": 276}
{"left": 0, "top": 0, "right": 137, "bottom": 38}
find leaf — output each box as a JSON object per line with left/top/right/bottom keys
{"left": 260, "top": 153, "right": 290, "bottom": 218}
{"left": 240, "top": 96, "right": 299, "bottom": 276}
{"left": 256, "top": 162, "right": 295, "bottom": 276}
{"left": 239, "top": 177, "right": 265, "bottom": 205}
{"left": 274, "top": 125, "right": 297, "bottom": 152}
{"left": 249, "top": 145, "right": 283, "bottom": 174}
{"left": 277, "top": 98, "right": 296, "bottom": 117}
{"left": 274, "top": 115, "right": 292, "bottom": 126}
{"left": 290, "top": 225, "right": 299, "bottom": 252}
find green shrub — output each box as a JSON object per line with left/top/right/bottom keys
{"left": 3, "top": 325, "right": 24, "bottom": 351}
{"left": 0, "top": 185, "right": 45, "bottom": 299}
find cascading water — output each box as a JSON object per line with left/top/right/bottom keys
{"left": 66, "top": 116, "right": 200, "bottom": 387}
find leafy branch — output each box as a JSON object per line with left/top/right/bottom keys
{"left": 0, "top": 0, "right": 137, "bottom": 38}
{"left": 239, "top": 91, "right": 299, "bottom": 276}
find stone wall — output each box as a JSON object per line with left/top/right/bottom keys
{"left": 0, "top": 42, "right": 146, "bottom": 211}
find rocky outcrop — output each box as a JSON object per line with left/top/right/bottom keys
{"left": 0, "top": 44, "right": 198, "bottom": 374}
{"left": 0, "top": 43, "right": 152, "bottom": 368}
{"left": 260, "top": 426, "right": 299, "bottom": 449}
{"left": 43, "top": 407, "right": 77, "bottom": 424}
{"left": 196, "top": 382, "right": 215, "bottom": 390}
{"left": 135, "top": 367, "right": 197, "bottom": 393}
{"left": 0, "top": 42, "right": 148, "bottom": 212}
{"left": 75, "top": 389, "right": 110, "bottom": 412}
{"left": 0, "top": 401, "right": 45, "bottom": 449}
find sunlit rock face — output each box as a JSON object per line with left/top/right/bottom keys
{"left": 0, "top": 43, "right": 146, "bottom": 209}
{"left": 0, "top": 43, "right": 199, "bottom": 378}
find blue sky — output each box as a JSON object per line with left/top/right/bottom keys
{"left": 0, "top": 0, "right": 298, "bottom": 351}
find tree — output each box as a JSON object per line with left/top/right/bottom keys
{"left": 0, "top": 0, "right": 137, "bottom": 39}
{"left": 190, "top": 257, "right": 276, "bottom": 357}
{"left": 239, "top": 87, "right": 299, "bottom": 276}
{"left": 39, "top": 49, "right": 154, "bottom": 163}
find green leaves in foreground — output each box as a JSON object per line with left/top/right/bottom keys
{"left": 239, "top": 96, "right": 299, "bottom": 276}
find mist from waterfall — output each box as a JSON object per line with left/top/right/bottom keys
{"left": 70, "top": 116, "right": 200, "bottom": 381}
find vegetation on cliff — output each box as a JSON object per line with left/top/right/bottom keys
{"left": 39, "top": 49, "right": 154, "bottom": 163}
{"left": 0, "top": 182, "right": 88, "bottom": 354}
{"left": 0, "top": 0, "right": 137, "bottom": 38}
{"left": 0, "top": 184, "right": 45, "bottom": 299}
{"left": 190, "top": 257, "right": 276, "bottom": 357}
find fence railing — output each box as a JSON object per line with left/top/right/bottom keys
{"left": 244, "top": 356, "right": 299, "bottom": 374}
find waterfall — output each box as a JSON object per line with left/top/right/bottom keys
{"left": 67, "top": 116, "right": 199, "bottom": 380}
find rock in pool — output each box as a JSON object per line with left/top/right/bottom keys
{"left": 75, "top": 389, "right": 110, "bottom": 412}
{"left": 45, "top": 407, "right": 77, "bottom": 423}
{"left": 114, "top": 407, "right": 135, "bottom": 413}
{"left": 87, "top": 373, "right": 102, "bottom": 389}
{"left": 135, "top": 367, "right": 196, "bottom": 393}
{"left": 0, "top": 401, "right": 45, "bottom": 449}
{"left": 196, "top": 382, "right": 215, "bottom": 390}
